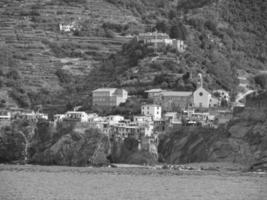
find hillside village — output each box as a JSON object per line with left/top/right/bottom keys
{"left": 0, "top": 0, "right": 266, "bottom": 168}
{"left": 0, "top": 65, "right": 259, "bottom": 156}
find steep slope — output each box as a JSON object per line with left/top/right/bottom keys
{"left": 0, "top": 0, "right": 266, "bottom": 112}
{"left": 0, "top": 0, "right": 138, "bottom": 110}
{"left": 86, "top": 0, "right": 266, "bottom": 95}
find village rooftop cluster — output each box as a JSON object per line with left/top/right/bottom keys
{"left": 0, "top": 73, "right": 237, "bottom": 152}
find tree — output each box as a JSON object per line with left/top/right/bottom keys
{"left": 6, "top": 70, "right": 21, "bottom": 80}
{"left": 254, "top": 74, "right": 267, "bottom": 90}
{"left": 154, "top": 20, "right": 169, "bottom": 33}
{"left": 169, "top": 22, "right": 187, "bottom": 40}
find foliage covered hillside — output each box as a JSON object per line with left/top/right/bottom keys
{"left": 0, "top": 0, "right": 138, "bottom": 112}
{"left": 86, "top": 0, "right": 266, "bottom": 98}
{"left": 0, "top": 0, "right": 266, "bottom": 112}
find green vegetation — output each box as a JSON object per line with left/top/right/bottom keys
{"left": 0, "top": 0, "right": 265, "bottom": 113}
{"left": 254, "top": 74, "right": 267, "bottom": 90}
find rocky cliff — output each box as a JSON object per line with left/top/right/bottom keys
{"left": 110, "top": 137, "right": 158, "bottom": 165}
{"left": 158, "top": 104, "right": 267, "bottom": 171}
{"left": 0, "top": 120, "right": 158, "bottom": 166}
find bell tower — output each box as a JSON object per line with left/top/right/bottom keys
{"left": 197, "top": 73, "right": 203, "bottom": 88}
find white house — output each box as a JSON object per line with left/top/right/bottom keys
{"left": 141, "top": 104, "right": 162, "bottom": 120}
{"left": 133, "top": 115, "right": 153, "bottom": 123}
{"left": 106, "top": 115, "right": 124, "bottom": 125}
{"left": 137, "top": 32, "right": 187, "bottom": 53}
{"left": 0, "top": 110, "right": 11, "bottom": 121}
{"left": 65, "top": 111, "right": 89, "bottom": 122}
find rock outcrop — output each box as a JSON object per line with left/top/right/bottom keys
{"left": 29, "top": 121, "right": 110, "bottom": 166}
{"left": 110, "top": 137, "right": 158, "bottom": 165}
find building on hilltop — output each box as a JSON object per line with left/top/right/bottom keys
{"left": 106, "top": 115, "right": 124, "bottom": 125}
{"left": 92, "top": 88, "right": 128, "bottom": 108}
{"left": 137, "top": 32, "right": 170, "bottom": 43}
{"left": 137, "top": 32, "right": 187, "bottom": 53}
{"left": 141, "top": 104, "right": 162, "bottom": 120}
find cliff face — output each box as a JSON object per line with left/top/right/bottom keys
{"left": 0, "top": 126, "right": 25, "bottom": 163}
{"left": 0, "top": 120, "right": 157, "bottom": 166}
{"left": 29, "top": 121, "right": 111, "bottom": 166}
{"left": 158, "top": 107, "right": 267, "bottom": 170}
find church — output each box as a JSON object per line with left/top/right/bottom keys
{"left": 193, "top": 74, "right": 220, "bottom": 108}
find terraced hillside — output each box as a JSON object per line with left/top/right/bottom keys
{"left": 0, "top": 0, "right": 139, "bottom": 109}
{"left": 0, "top": 0, "right": 266, "bottom": 112}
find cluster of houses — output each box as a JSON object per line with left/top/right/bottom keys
{"left": 0, "top": 108, "right": 48, "bottom": 126}
{"left": 0, "top": 73, "right": 234, "bottom": 155}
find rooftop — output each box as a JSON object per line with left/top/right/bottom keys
{"left": 160, "top": 91, "right": 193, "bottom": 97}
{"left": 141, "top": 104, "right": 161, "bottom": 107}
{"left": 66, "top": 111, "right": 87, "bottom": 114}
{"left": 92, "top": 88, "right": 117, "bottom": 93}
{"left": 145, "top": 89, "right": 164, "bottom": 93}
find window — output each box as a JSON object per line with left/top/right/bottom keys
{"left": 199, "top": 92, "right": 203, "bottom": 96}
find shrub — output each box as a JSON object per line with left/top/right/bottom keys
{"left": 9, "top": 89, "right": 30, "bottom": 108}
{"left": 55, "top": 69, "right": 72, "bottom": 84}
